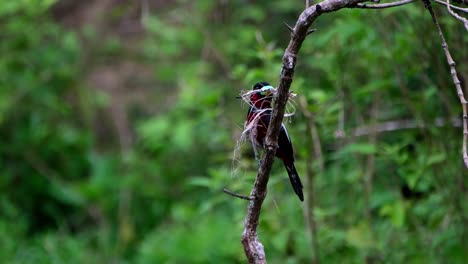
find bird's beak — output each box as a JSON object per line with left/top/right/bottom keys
{"left": 260, "top": 86, "right": 275, "bottom": 96}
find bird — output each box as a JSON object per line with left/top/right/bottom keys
{"left": 244, "top": 81, "right": 304, "bottom": 201}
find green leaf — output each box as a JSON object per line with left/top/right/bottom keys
{"left": 187, "top": 177, "right": 212, "bottom": 188}
{"left": 426, "top": 153, "right": 446, "bottom": 166}
{"left": 340, "top": 143, "right": 377, "bottom": 155}
{"left": 380, "top": 200, "right": 406, "bottom": 228}
{"left": 346, "top": 221, "right": 375, "bottom": 249}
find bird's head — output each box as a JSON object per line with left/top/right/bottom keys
{"left": 249, "top": 82, "right": 274, "bottom": 108}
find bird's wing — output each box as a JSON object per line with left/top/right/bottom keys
{"left": 278, "top": 124, "right": 295, "bottom": 162}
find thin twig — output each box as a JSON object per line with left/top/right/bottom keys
{"left": 284, "top": 22, "right": 294, "bottom": 32}
{"left": 353, "top": 0, "right": 468, "bottom": 12}
{"left": 354, "top": 0, "right": 416, "bottom": 9}
{"left": 307, "top": 28, "right": 318, "bottom": 35}
{"left": 445, "top": 0, "right": 468, "bottom": 31}
{"left": 434, "top": 0, "right": 468, "bottom": 14}
{"left": 298, "top": 95, "right": 322, "bottom": 264}
{"left": 363, "top": 95, "right": 378, "bottom": 222}
{"left": 284, "top": 22, "right": 317, "bottom": 35}
{"left": 140, "top": 0, "right": 149, "bottom": 24}
{"left": 336, "top": 117, "right": 462, "bottom": 137}
{"left": 422, "top": 0, "right": 468, "bottom": 168}
{"left": 299, "top": 96, "right": 324, "bottom": 171}
{"left": 223, "top": 188, "right": 255, "bottom": 201}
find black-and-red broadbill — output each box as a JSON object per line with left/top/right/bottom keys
{"left": 244, "top": 81, "right": 304, "bottom": 201}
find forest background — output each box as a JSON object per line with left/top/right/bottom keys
{"left": 0, "top": 0, "right": 467, "bottom": 263}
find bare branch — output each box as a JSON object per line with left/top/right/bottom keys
{"left": 422, "top": 0, "right": 468, "bottom": 168}
{"left": 241, "top": 0, "right": 368, "bottom": 263}
{"left": 354, "top": 0, "right": 416, "bottom": 9}
{"left": 298, "top": 96, "right": 324, "bottom": 171}
{"left": 298, "top": 95, "right": 322, "bottom": 264}
{"left": 363, "top": 95, "right": 378, "bottom": 224}
{"left": 353, "top": 0, "right": 468, "bottom": 12}
{"left": 335, "top": 117, "right": 462, "bottom": 138}
{"left": 223, "top": 189, "right": 255, "bottom": 201}
{"left": 445, "top": 0, "right": 468, "bottom": 31}
{"left": 283, "top": 22, "right": 294, "bottom": 33}
{"left": 434, "top": 0, "right": 468, "bottom": 14}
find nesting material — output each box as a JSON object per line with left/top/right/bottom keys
{"left": 231, "top": 87, "right": 297, "bottom": 176}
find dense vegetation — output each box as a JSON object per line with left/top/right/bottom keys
{"left": 0, "top": 0, "right": 466, "bottom": 263}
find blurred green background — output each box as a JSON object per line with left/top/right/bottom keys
{"left": 0, "top": 0, "right": 467, "bottom": 263}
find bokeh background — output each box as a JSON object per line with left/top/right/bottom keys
{"left": 1, "top": 0, "right": 467, "bottom": 263}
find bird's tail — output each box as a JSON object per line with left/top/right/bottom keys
{"left": 284, "top": 162, "right": 304, "bottom": 202}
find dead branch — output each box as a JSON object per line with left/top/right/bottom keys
{"left": 298, "top": 96, "right": 324, "bottom": 171}
{"left": 298, "top": 95, "right": 322, "bottom": 264}
{"left": 354, "top": 0, "right": 416, "bottom": 9}
{"left": 223, "top": 188, "right": 255, "bottom": 201}
{"left": 422, "top": 0, "right": 468, "bottom": 167}
{"left": 434, "top": 0, "right": 468, "bottom": 14}
{"left": 241, "top": 0, "right": 369, "bottom": 263}
{"left": 445, "top": 0, "right": 468, "bottom": 31}
{"left": 354, "top": 0, "right": 468, "bottom": 12}
{"left": 335, "top": 117, "right": 462, "bottom": 138}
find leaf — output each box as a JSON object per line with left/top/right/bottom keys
{"left": 307, "top": 89, "right": 329, "bottom": 103}
{"left": 187, "top": 177, "right": 212, "bottom": 188}
{"left": 355, "top": 79, "right": 393, "bottom": 96}
{"left": 340, "top": 143, "right": 377, "bottom": 155}
{"left": 379, "top": 200, "right": 406, "bottom": 228}
{"left": 137, "top": 117, "right": 170, "bottom": 150}
{"left": 426, "top": 153, "right": 446, "bottom": 166}
{"left": 346, "top": 221, "right": 375, "bottom": 249}
{"left": 173, "top": 121, "right": 194, "bottom": 150}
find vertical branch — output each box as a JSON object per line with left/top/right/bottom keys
{"left": 299, "top": 96, "right": 324, "bottom": 171}
{"left": 362, "top": 95, "right": 379, "bottom": 264}
{"left": 422, "top": 0, "right": 468, "bottom": 168}
{"left": 110, "top": 103, "right": 135, "bottom": 252}
{"left": 240, "top": 0, "right": 376, "bottom": 262}
{"left": 241, "top": 148, "right": 276, "bottom": 264}
{"left": 298, "top": 96, "right": 322, "bottom": 264}
{"left": 363, "top": 95, "right": 378, "bottom": 222}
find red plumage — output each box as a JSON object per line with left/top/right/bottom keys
{"left": 245, "top": 82, "right": 304, "bottom": 202}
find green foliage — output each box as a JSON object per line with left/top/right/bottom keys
{"left": 0, "top": 0, "right": 89, "bottom": 236}
{"left": 137, "top": 213, "right": 244, "bottom": 264}
{"left": 0, "top": 1, "right": 467, "bottom": 263}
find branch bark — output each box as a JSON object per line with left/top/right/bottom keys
{"left": 422, "top": 0, "right": 468, "bottom": 167}
{"left": 241, "top": 0, "right": 367, "bottom": 263}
